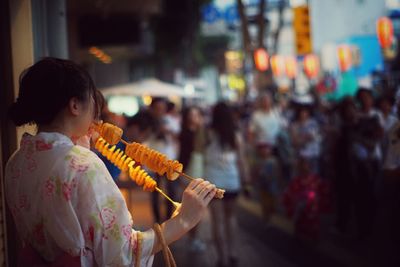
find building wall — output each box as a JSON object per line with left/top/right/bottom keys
{"left": 4, "top": 0, "right": 36, "bottom": 266}
{"left": 310, "top": 0, "right": 386, "bottom": 52}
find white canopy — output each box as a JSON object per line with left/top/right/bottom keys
{"left": 100, "top": 78, "right": 201, "bottom": 98}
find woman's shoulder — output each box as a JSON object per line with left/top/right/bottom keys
{"left": 62, "top": 145, "right": 107, "bottom": 176}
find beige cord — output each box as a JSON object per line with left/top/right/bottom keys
{"left": 153, "top": 223, "right": 177, "bottom": 267}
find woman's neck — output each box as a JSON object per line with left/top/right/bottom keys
{"left": 38, "top": 122, "right": 73, "bottom": 139}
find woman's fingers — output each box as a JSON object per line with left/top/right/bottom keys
{"left": 204, "top": 187, "right": 217, "bottom": 205}
{"left": 199, "top": 183, "right": 215, "bottom": 199}
{"left": 186, "top": 178, "right": 218, "bottom": 205}
{"left": 193, "top": 181, "right": 210, "bottom": 195}
{"left": 188, "top": 178, "right": 203, "bottom": 190}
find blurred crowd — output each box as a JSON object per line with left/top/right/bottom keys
{"left": 98, "top": 86, "right": 400, "bottom": 266}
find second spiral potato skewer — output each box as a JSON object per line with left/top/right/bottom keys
{"left": 93, "top": 122, "right": 225, "bottom": 199}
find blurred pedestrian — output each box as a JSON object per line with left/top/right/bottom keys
{"left": 164, "top": 101, "right": 181, "bottom": 139}
{"left": 332, "top": 97, "right": 358, "bottom": 235}
{"left": 377, "top": 95, "right": 398, "bottom": 162}
{"left": 125, "top": 111, "right": 155, "bottom": 143}
{"left": 249, "top": 92, "right": 283, "bottom": 149}
{"left": 283, "top": 157, "right": 328, "bottom": 241}
{"left": 377, "top": 95, "right": 398, "bottom": 133}
{"left": 254, "top": 143, "right": 281, "bottom": 221}
{"left": 205, "top": 102, "right": 250, "bottom": 267}
{"left": 353, "top": 88, "right": 384, "bottom": 238}
{"left": 382, "top": 95, "right": 400, "bottom": 242}
{"left": 248, "top": 92, "right": 285, "bottom": 209}
{"left": 290, "top": 105, "right": 321, "bottom": 174}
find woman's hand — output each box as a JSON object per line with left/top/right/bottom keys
{"left": 72, "top": 126, "right": 100, "bottom": 149}
{"left": 177, "top": 178, "right": 217, "bottom": 230}
{"left": 151, "top": 178, "right": 217, "bottom": 254}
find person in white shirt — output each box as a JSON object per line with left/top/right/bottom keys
{"left": 249, "top": 93, "right": 284, "bottom": 147}
{"left": 377, "top": 96, "right": 398, "bottom": 162}
{"left": 355, "top": 87, "right": 384, "bottom": 161}
{"left": 377, "top": 96, "right": 398, "bottom": 133}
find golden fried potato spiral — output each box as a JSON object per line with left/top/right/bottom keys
{"left": 125, "top": 142, "right": 183, "bottom": 181}
{"left": 95, "top": 137, "right": 156, "bottom": 192}
{"left": 98, "top": 122, "right": 123, "bottom": 145}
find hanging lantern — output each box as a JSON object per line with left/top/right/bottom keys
{"left": 254, "top": 48, "right": 269, "bottom": 71}
{"left": 270, "top": 55, "right": 284, "bottom": 77}
{"left": 376, "top": 17, "right": 394, "bottom": 49}
{"left": 337, "top": 45, "right": 352, "bottom": 72}
{"left": 303, "top": 54, "right": 319, "bottom": 78}
{"left": 285, "top": 56, "right": 298, "bottom": 79}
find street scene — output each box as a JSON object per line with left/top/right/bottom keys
{"left": 1, "top": 0, "right": 400, "bottom": 266}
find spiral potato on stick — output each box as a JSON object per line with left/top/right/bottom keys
{"left": 95, "top": 137, "right": 157, "bottom": 192}
{"left": 92, "top": 122, "right": 122, "bottom": 145}
{"left": 125, "top": 142, "right": 183, "bottom": 180}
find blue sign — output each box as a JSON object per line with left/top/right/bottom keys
{"left": 202, "top": 4, "right": 222, "bottom": 24}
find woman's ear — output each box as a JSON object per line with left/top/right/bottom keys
{"left": 68, "top": 97, "right": 82, "bottom": 116}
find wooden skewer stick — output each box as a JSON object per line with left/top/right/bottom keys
{"left": 176, "top": 171, "right": 195, "bottom": 181}
{"left": 156, "top": 187, "right": 180, "bottom": 208}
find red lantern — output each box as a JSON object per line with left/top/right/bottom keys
{"left": 254, "top": 48, "right": 269, "bottom": 71}
{"left": 376, "top": 17, "right": 393, "bottom": 49}
{"left": 285, "top": 56, "right": 298, "bottom": 79}
{"left": 303, "top": 54, "right": 319, "bottom": 78}
{"left": 270, "top": 55, "right": 284, "bottom": 77}
{"left": 337, "top": 45, "right": 352, "bottom": 72}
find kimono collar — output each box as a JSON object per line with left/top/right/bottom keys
{"left": 21, "top": 132, "right": 74, "bottom": 150}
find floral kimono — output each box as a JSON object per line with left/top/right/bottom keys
{"left": 5, "top": 132, "right": 154, "bottom": 266}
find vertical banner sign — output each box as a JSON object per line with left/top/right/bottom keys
{"left": 293, "top": 5, "right": 312, "bottom": 56}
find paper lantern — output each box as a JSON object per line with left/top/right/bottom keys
{"left": 337, "top": 45, "right": 352, "bottom": 72}
{"left": 303, "top": 54, "right": 319, "bottom": 78}
{"left": 284, "top": 56, "right": 298, "bottom": 79}
{"left": 376, "top": 17, "right": 394, "bottom": 49}
{"left": 254, "top": 48, "right": 269, "bottom": 71}
{"left": 270, "top": 55, "right": 284, "bottom": 77}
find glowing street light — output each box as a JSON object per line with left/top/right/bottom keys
{"left": 285, "top": 56, "right": 298, "bottom": 79}
{"left": 337, "top": 45, "right": 352, "bottom": 72}
{"left": 303, "top": 54, "right": 319, "bottom": 78}
{"left": 270, "top": 55, "right": 284, "bottom": 77}
{"left": 254, "top": 48, "right": 269, "bottom": 71}
{"left": 376, "top": 17, "right": 394, "bottom": 49}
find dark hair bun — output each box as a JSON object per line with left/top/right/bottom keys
{"left": 8, "top": 100, "right": 34, "bottom": 126}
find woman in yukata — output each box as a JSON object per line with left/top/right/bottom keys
{"left": 5, "top": 57, "right": 217, "bottom": 266}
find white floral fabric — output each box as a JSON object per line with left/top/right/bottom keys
{"left": 5, "top": 132, "right": 154, "bottom": 267}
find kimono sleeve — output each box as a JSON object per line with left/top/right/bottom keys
{"left": 76, "top": 154, "right": 155, "bottom": 267}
